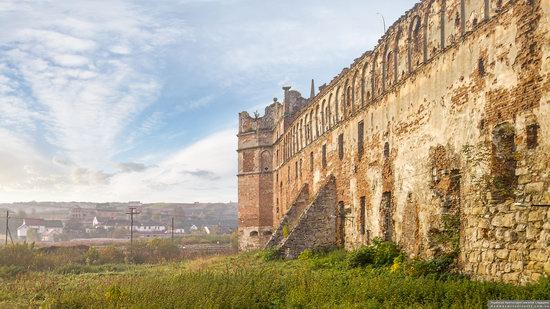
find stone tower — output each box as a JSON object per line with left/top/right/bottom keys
{"left": 236, "top": 100, "right": 279, "bottom": 250}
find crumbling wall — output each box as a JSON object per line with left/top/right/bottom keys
{"left": 241, "top": 0, "right": 550, "bottom": 283}
{"left": 277, "top": 177, "right": 337, "bottom": 259}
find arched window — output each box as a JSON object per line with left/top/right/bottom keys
{"left": 321, "top": 100, "right": 326, "bottom": 132}
{"left": 334, "top": 88, "right": 340, "bottom": 122}
{"left": 385, "top": 49, "right": 396, "bottom": 88}
{"left": 408, "top": 16, "right": 424, "bottom": 72}
{"left": 328, "top": 94, "right": 333, "bottom": 126}
{"left": 261, "top": 151, "right": 272, "bottom": 172}
{"left": 315, "top": 105, "right": 320, "bottom": 138}
{"left": 250, "top": 231, "right": 259, "bottom": 237}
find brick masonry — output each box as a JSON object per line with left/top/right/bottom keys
{"left": 237, "top": 0, "right": 550, "bottom": 283}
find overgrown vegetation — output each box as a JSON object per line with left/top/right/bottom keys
{"left": 0, "top": 237, "right": 230, "bottom": 278}
{"left": 0, "top": 242, "right": 548, "bottom": 308}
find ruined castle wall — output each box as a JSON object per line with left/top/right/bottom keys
{"left": 267, "top": 0, "right": 549, "bottom": 283}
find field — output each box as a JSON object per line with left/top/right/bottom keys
{"left": 0, "top": 241, "right": 548, "bottom": 308}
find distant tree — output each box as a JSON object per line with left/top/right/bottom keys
{"left": 16, "top": 210, "right": 27, "bottom": 218}
{"left": 27, "top": 228, "right": 39, "bottom": 242}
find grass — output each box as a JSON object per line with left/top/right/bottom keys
{"left": 0, "top": 247, "right": 548, "bottom": 308}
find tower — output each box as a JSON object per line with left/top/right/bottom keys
{"left": 237, "top": 101, "right": 279, "bottom": 250}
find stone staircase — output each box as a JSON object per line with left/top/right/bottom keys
{"left": 266, "top": 176, "right": 337, "bottom": 258}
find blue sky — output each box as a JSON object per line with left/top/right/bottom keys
{"left": 0, "top": 0, "right": 417, "bottom": 203}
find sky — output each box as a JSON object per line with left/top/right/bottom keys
{"left": 0, "top": 0, "right": 418, "bottom": 203}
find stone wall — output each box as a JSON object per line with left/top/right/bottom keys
{"left": 276, "top": 177, "right": 337, "bottom": 259}
{"left": 266, "top": 184, "right": 309, "bottom": 248}
{"left": 238, "top": 0, "right": 550, "bottom": 283}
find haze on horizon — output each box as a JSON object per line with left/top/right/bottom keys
{"left": 0, "top": 0, "right": 417, "bottom": 203}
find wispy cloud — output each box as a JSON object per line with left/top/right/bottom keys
{"left": 0, "top": 0, "right": 416, "bottom": 203}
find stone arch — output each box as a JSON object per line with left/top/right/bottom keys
{"left": 343, "top": 80, "right": 349, "bottom": 117}
{"left": 304, "top": 113, "right": 310, "bottom": 143}
{"left": 408, "top": 15, "right": 425, "bottom": 72}
{"left": 261, "top": 150, "right": 272, "bottom": 172}
{"left": 384, "top": 42, "right": 397, "bottom": 89}
{"left": 250, "top": 230, "right": 258, "bottom": 237}
{"left": 321, "top": 100, "right": 326, "bottom": 133}
{"left": 464, "top": 0, "right": 484, "bottom": 32}
{"left": 426, "top": 0, "right": 445, "bottom": 59}
{"left": 362, "top": 62, "right": 371, "bottom": 105}
{"left": 373, "top": 52, "right": 383, "bottom": 97}
{"left": 315, "top": 105, "right": 320, "bottom": 138}
{"left": 335, "top": 87, "right": 341, "bottom": 122}
{"left": 352, "top": 72, "right": 359, "bottom": 113}
{"left": 326, "top": 94, "right": 333, "bottom": 128}
{"left": 445, "top": 0, "right": 463, "bottom": 46}
{"left": 299, "top": 119, "right": 304, "bottom": 150}
{"left": 309, "top": 110, "right": 314, "bottom": 141}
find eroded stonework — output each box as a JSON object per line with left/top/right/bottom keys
{"left": 237, "top": 0, "right": 549, "bottom": 283}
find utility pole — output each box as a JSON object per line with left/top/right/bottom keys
{"left": 171, "top": 216, "right": 174, "bottom": 242}
{"left": 126, "top": 207, "right": 140, "bottom": 249}
{"left": 5, "top": 211, "right": 8, "bottom": 246}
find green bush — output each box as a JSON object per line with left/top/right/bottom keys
{"left": 0, "top": 265, "right": 26, "bottom": 278}
{"left": 298, "top": 249, "right": 313, "bottom": 260}
{"left": 347, "top": 239, "right": 401, "bottom": 268}
{"left": 261, "top": 248, "right": 281, "bottom": 261}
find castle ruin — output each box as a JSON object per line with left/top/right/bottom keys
{"left": 237, "top": 0, "right": 549, "bottom": 283}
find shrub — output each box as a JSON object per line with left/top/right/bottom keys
{"left": 261, "top": 249, "right": 281, "bottom": 261}
{"left": 347, "top": 239, "right": 401, "bottom": 268}
{"left": 298, "top": 249, "right": 313, "bottom": 260}
{"left": 0, "top": 244, "right": 35, "bottom": 268}
{"left": 404, "top": 253, "right": 458, "bottom": 277}
{"left": 0, "top": 266, "right": 26, "bottom": 278}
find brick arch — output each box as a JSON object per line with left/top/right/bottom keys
{"left": 328, "top": 92, "right": 338, "bottom": 125}
{"left": 444, "top": 0, "right": 463, "bottom": 46}
{"left": 261, "top": 150, "right": 272, "bottom": 172}
{"left": 372, "top": 52, "right": 383, "bottom": 97}
{"left": 384, "top": 38, "right": 398, "bottom": 89}
{"left": 334, "top": 87, "right": 341, "bottom": 122}
{"left": 408, "top": 15, "right": 426, "bottom": 72}
{"left": 321, "top": 99, "right": 326, "bottom": 132}
{"left": 315, "top": 105, "right": 320, "bottom": 138}
{"left": 425, "top": 0, "right": 445, "bottom": 59}
{"left": 352, "top": 71, "right": 359, "bottom": 113}
{"left": 361, "top": 62, "right": 371, "bottom": 105}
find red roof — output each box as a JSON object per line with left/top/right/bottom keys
{"left": 23, "top": 218, "right": 45, "bottom": 226}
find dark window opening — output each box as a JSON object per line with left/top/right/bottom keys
{"left": 491, "top": 123, "right": 517, "bottom": 202}
{"left": 262, "top": 231, "right": 272, "bottom": 236}
{"left": 250, "top": 231, "right": 259, "bottom": 237}
{"left": 383, "top": 142, "right": 390, "bottom": 159}
{"left": 338, "top": 133, "right": 344, "bottom": 160}
{"left": 381, "top": 192, "right": 393, "bottom": 241}
{"left": 295, "top": 161, "right": 299, "bottom": 179}
{"left": 478, "top": 58, "right": 485, "bottom": 76}
{"left": 358, "top": 121, "right": 365, "bottom": 158}
{"left": 336, "top": 201, "right": 345, "bottom": 247}
{"left": 299, "top": 159, "right": 303, "bottom": 178}
{"left": 310, "top": 152, "right": 314, "bottom": 172}
{"left": 526, "top": 124, "right": 539, "bottom": 149}
{"left": 322, "top": 144, "right": 327, "bottom": 169}
{"left": 287, "top": 166, "right": 290, "bottom": 182}
{"left": 360, "top": 196, "right": 366, "bottom": 235}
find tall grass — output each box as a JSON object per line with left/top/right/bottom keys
{"left": 0, "top": 247, "right": 548, "bottom": 308}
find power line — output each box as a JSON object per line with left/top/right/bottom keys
{"left": 125, "top": 207, "right": 141, "bottom": 250}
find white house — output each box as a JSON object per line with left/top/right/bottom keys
{"left": 17, "top": 219, "right": 64, "bottom": 240}
{"left": 17, "top": 218, "right": 46, "bottom": 239}
{"left": 134, "top": 222, "right": 166, "bottom": 232}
